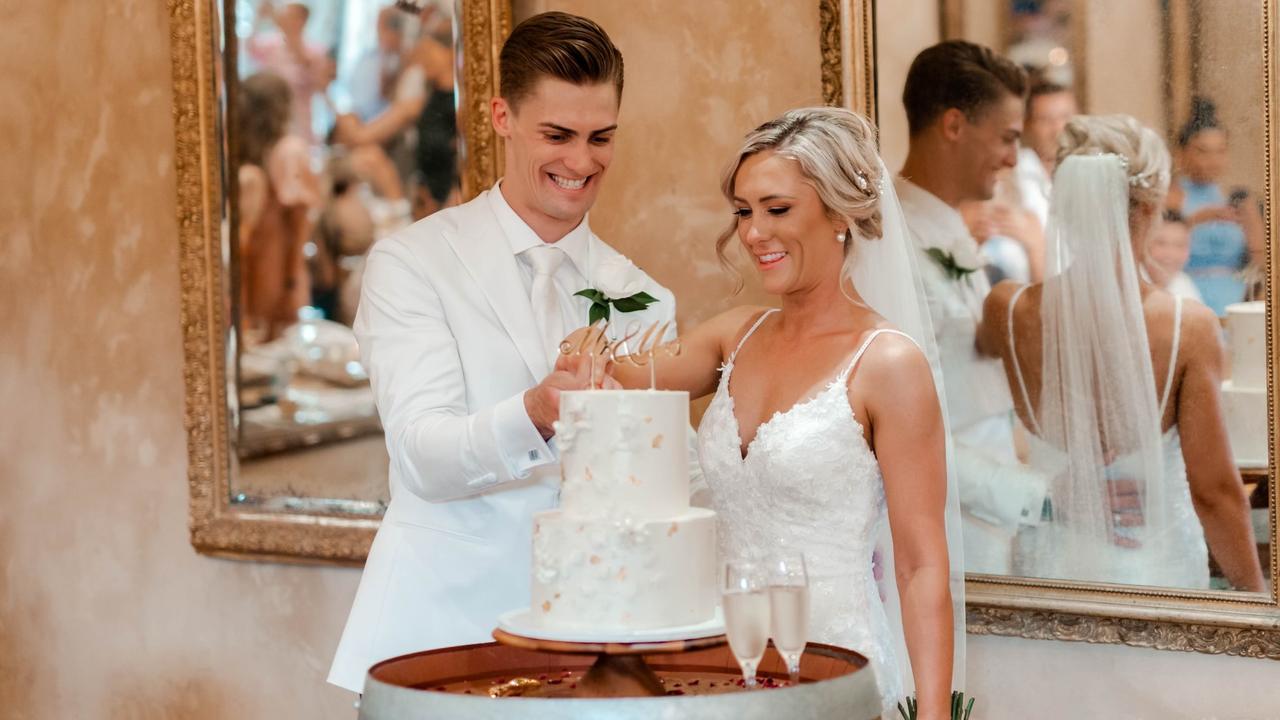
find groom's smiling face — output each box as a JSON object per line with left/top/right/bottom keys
{"left": 731, "top": 151, "right": 847, "bottom": 297}
{"left": 492, "top": 78, "right": 619, "bottom": 241}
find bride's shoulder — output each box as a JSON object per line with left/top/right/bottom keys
{"left": 705, "top": 305, "right": 775, "bottom": 340}
{"left": 853, "top": 328, "right": 935, "bottom": 395}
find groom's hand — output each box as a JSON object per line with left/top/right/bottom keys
{"left": 524, "top": 355, "right": 615, "bottom": 440}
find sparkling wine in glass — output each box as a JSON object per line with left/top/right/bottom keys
{"left": 722, "top": 560, "right": 770, "bottom": 688}
{"left": 768, "top": 552, "right": 809, "bottom": 683}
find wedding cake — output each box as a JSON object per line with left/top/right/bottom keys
{"left": 1222, "top": 301, "right": 1267, "bottom": 467}
{"left": 530, "top": 389, "right": 717, "bottom": 632}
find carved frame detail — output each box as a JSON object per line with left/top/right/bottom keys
{"left": 168, "top": 0, "right": 510, "bottom": 564}
{"left": 822, "top": 0, "right": 877, "bottom": 120}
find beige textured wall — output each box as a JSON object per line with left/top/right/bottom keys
{"left": 0, "top": 2, "right": 361, "bottom": 718}
{"left": 1082, "top": 0, "right": 1164, "bottom": 132}
{"left": 874, "top": 0, "right": 940, "bottom": 171}
{"left": 1195, "top": 0, "right": 1266, "bottom": 195}
{"left": 2, "top": 1, "right": 1278, "bottom": 718}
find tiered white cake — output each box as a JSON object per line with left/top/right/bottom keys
{"left": 1222, "top": 301, "right": 1268, "bottom": 467}
{"left": 531, "top": 390, "right": 717, "bottom": 632}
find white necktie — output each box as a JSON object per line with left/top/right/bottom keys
{"left": 523, "top": 244, "right": 567, "bottom": 364}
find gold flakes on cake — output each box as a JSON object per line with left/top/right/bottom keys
{"left": 541, "top": 601, "right": 552, "bottom": 612}
{"left": 651, "top": 434, "right": 664, "bottom": 448}
{"left": 617, "top": 567, "right": 627, "bottom": 580}
{"left": 643, "top": 416, "right": 653, "bottom": 423}
{"left": 590, "top": 555, "right": 601, "bottom": 565}
{"left": 584, "top": 467, "right": 593, "bottom": 481}
{"left": 629, "top": 475, "right": 641, "bottom": 486}
{"left": 554, "top": 593, "right": 561, "bottom": 599}
{"left": 668, "top": 522, "right": 679, "bottom": 536}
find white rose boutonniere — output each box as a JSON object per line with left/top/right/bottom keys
{"left": 925, "top": 243, "right": 985, "bottom": 283}
{"left": 575, "top": 256, "right": 659, "bottom": 325}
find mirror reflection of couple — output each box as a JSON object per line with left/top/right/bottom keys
{"left": 327, "top": 11, "right": 1258, "bottom": 717}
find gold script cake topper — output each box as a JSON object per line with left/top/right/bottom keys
{"left": 558, "top": 320, "right": 682, "bottom": 390}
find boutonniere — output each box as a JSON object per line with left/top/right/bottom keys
{"left": 574, "top": 256, "right": 659, "bottom": 325}
{"left": 925, "top": 245, "right": 984, "bottom": 283}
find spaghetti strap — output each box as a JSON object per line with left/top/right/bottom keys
{"left": 1007, "top": 285, "right": 1042, "bottom": 436}
{"left": 726, "top": 308, "right": 779, "bottom": 365}
{"left": 837, "top": 328, "right": 919, "bottom": 383}
{"left": 1159, "top": 295, "right": 1183, "bottom": 418}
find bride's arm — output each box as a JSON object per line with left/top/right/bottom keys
{"left": 561, "top": 305, "right": 768, "bottom": 399}
{"left": 856, "top": 335, "right": 953, "bottom": 720}
{"left": 1176, "top": 302, "right": 1265, "bottom": 592}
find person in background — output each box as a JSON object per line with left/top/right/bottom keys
{"left": 1146, "top": 210, "right": 1204, "bottom": 303}
{"left": 967, "top": 81, "right": 1077, "bottom": 286}
{"left": 332, "top": 8, "right": 457, "bottom": 219}
{"left": 237, "top": 72, "right": 321, "bottom": 342}
{"left": 246, "top": 1, "right": 328, "bottom": 143}
{"left": 1168, "top": 97, "right": 1265, "bottom": 314}
{"left": 1014, "top": 81, "right": 1077, "bottom": 228}
{"left": 349, "top": 5, "right": 406, "bottom": 122}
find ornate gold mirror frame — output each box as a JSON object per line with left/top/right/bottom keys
{"left": 168, "top": 0, "right": 510, "bottom": 564}
{"left": 845, "top": 0, "right": 1280, "bottom": 660}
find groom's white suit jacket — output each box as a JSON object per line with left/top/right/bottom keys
{"left": 328, "top": 188, "right": 681, "bottom": 692}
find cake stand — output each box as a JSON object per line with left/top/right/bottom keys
{"left": 493, "top": 608, "right": 727, "bottom": 697}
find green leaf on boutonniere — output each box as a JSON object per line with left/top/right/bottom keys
{"left": 575, "top": 288, "right": 659, "bottom": 325}
{"left": 587, "top": 302, "right": 610, "bottom": 326}
{"left": 925, "top": 247, "right": 981, "bottom": 282}
{"left": 573, "top": 289, "right": 607, "bottom": 304}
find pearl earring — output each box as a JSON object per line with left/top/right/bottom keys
{"left": 836, "top": 230, "right": 847, "bottom": 243}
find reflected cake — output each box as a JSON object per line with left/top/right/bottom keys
{"left": 1221, "top": 301, "right": 1267, "bottom": 467}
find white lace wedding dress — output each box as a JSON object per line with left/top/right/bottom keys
{"left": 698, "top": 309, "right": 908, "bottom": 713}
{"left": 1006, "top": 287, "right": 1211, "bottom": 588}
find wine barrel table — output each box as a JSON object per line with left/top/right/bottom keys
{"left": 357, "top": 640, "right": 881, "bottom": 720}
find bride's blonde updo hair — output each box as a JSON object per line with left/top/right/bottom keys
{"left": 716, "top": 107, "right": 883, "bottom": 271}
{"left": 1056, "top": 114, "right": 1171, "bottom": 209}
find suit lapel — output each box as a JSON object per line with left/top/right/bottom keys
{"left": 444, "top": 196, "right": 551, "bottom": 379}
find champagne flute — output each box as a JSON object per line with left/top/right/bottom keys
{"left": 768, "top": 552, "right": 810, "bottom": 684}
{"left": 722, "top": 559, "right": 770, "bottom": 688}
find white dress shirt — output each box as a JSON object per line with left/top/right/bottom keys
{"left": 1012, "top": 147, "right": 1052, "bottom": 229}
{"left": 897, "top": 177, "right": 1045, "bottom": 573}
{"left": 489, "top": 182, "right": 595, "bottom": 344}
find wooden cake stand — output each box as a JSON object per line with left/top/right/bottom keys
{"left": 492, "top": 627, "right": 727, "bottom": 697}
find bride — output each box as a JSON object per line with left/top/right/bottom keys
{"left": 978, "top": 115, "right": 1263, "bottom": 591}
{"left": 586, "top": 107, "right": 962, "bottom": 718}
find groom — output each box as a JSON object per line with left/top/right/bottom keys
{"left": 328, "top": 11, "right": 683, "bottom": 693}
{"left": 896, "top": 41, "right": 1048, "bottom": 575}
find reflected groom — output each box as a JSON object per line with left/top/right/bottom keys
{"left": 896, "top": 41, "right": 1048, "bottom": 575}
{"left": 328, "top": 12, "right": 685, "bottom": 692}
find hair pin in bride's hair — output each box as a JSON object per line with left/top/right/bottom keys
{"left": 853, "top": 169, "right": 871, "bottom": 194}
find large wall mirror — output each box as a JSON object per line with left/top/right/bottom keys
{"left": 873, "top": 0, "right": 1278, "bottom": 656}
{"left": 171, "top": 0, "right": 508, "bottom": 561}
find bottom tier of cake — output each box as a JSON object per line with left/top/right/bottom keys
{"left": 1222, "top": 380, "right": 1267, "bottom": 467}
{"left": 531, "top": 508, "right": 717, "bottom": 631}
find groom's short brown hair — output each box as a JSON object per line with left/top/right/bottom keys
{"left": 499, "top": 12, "right": 624, "bottom": 110}
{"left": 902, "top": 40, "right": 1027, "bottom": 136}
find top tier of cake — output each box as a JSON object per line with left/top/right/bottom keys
{"left": 553, "top": 390, "right": 690, "bottom": 520}
{"left": 1225, "top": 301, "right": 1265, "bottom": 389}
